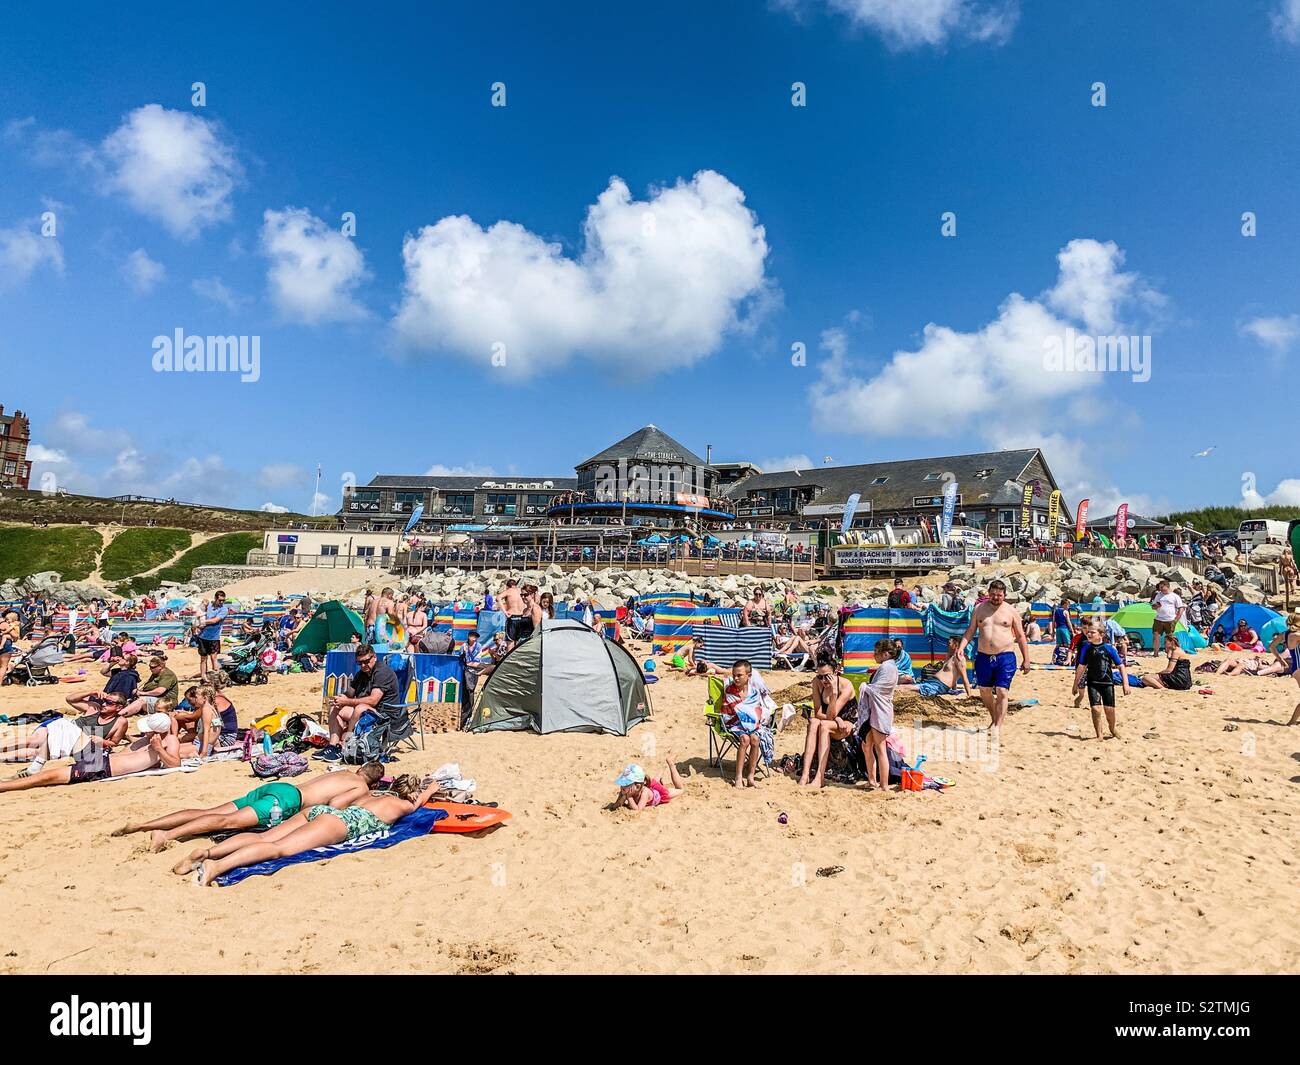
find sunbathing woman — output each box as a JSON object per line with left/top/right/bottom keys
{"left": 798, "top": 651, "right": 856, "bottom": 787}
{"left": 0, "top": 714, "right": 184, "bottom": 794}
{"left": 1215, "top": 654, "right": 1287, "bottom": 677}
{"left": 187, "top": 773, "right": 440, "bottom": 886}
{"left": 1141, "top": 639, "right": 1193, "bottom": 691}
{"left": 113, "top": 762, "right": 384, "bottom": 852}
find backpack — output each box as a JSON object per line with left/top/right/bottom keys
{"left": 251, "top": 752, "right": 308, "bottom": 778}
{"left": 342, "top": 727, "right": 385, "bottom": 765}
{"left": 419, "top": 631, "right": 453, "bottom": 654}
{"left": 887, "top": 590, "right": 905, "bottom": 608}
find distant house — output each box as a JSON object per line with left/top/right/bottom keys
{"left": 0, "top": 405, "right": 32, "bottom": 490}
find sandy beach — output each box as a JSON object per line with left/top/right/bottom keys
{"left": 1, "top": 634, "right": 1296, "bottom": 975}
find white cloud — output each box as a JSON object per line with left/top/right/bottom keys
{"left": 983, "top": 425, "right": 1165, "bottom": 520}
{"left": 99, "top": 104, "right": 241, "bottom": 240}
{"left": 45, "top": 411, "right": 130, "bottom": 453}
{"left": 310, "top": 490, "right": 333, "bottom": 515}
{"left": 1242, "top": 476, "right": 1300, "bottom": 508}
{"left": 810, "top": 239, "right": 1158, "bottom": 435}
{"left": 0, "top": 220, "right": 63, "bottom": 287}
{"left": 782, "top": 0, "right": 1019, "bottom": 49}
{"left": 394, "top": 170, "right": 771, "bottom": 378}
{"left": 123, "top": 248, "right": 166, "bottom": 295}
{"left": 261, "top": 207, "right": 369, "bottom": 324}
{"left": 26, "top": 444, "right": 68, "bottom": 464}
{"left": 759, "top": 454, "right": 814, "bottom": 472}
{"left": 1273, "top": 0, "right": 1300, "bottom": 43}
{"left": 260, "top": 501, "right": 290, "bottom": 513}
{"left": 1240, "top": 313, "right": 1299, "bottom": 353}
{"left": 258, "top": 464, "right": 306, "bottom": 490}
{"left": 191, "top": 276, "right": 248, "bottom": 312}
{"left": 423, "top": 463, "right": 496, "bottom": 477}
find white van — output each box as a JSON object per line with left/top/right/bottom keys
{"left": 1238, "top": 518, "right": 1288, "bottom": 549}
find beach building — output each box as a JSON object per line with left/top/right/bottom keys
{"left": 718, "top": 449, "right": 1071, "bottom": 544}
{"left": 0, "top": 405, "right": 32, "bottom": 490}
{"left": 338, "top": 430, "right": 1068, "bottom": 545}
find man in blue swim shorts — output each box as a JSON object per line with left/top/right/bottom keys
{"left": 961, "top": 579, "right": 1031, "bottom": 736}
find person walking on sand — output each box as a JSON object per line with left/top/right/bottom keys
{"left": 799, "top": 650, "right": 855, "bottom": 788}
{"left": 1073, "top": 622, "right": 1130, "bottom": 739}
{"left": 1149, "top": 579, "right": 1184, "bottom": 659}
{"left": 960, "top": 579, "right": 1030, "bottom": 735}
{"left": 194, "top": 591, "right": 229, "bottom": 683}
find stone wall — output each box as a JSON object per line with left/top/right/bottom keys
{"left": 190, "top": 564, "right": 292, "bottom": 591}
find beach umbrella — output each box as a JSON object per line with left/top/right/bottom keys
{"left": 292, "top": 600, "right": 365, "bottom": 656}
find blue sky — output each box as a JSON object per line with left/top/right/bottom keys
{"left": 1, "top": 0, "right": 1297, "bottom": 518}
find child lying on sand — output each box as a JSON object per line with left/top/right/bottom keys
{"left": 614, "top": 758, "right": 685, "bottom": 812}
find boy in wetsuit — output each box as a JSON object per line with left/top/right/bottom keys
{"left": 1072, "top": 622, "right": 1130, "bottom": 739}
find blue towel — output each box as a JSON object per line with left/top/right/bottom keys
{"left": 214, "top": 807, "right": 447, "bottom": 886}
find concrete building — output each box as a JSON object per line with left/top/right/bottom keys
{"left": 0, "top": 405, "right": 32, "bottom": 490}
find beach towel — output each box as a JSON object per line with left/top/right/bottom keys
{"left": 213, "top": 806, "right": 447, "bottom": 886}
{"left": 103, "top": 760, "right": 203, "bottom": 782}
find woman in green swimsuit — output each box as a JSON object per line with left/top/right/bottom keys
{"left": 192, "top": 774, "right": 438, "bottom": 886}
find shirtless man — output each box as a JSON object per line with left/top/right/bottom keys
{"left": 362, "top": 588, "right": 377, "bottom": 633}
{"left": 500, "top": 579, "right": 526, "bottom": 642}
{"left": 404, "top": 596, "right": 429, "bottom": 650}
{"left": 959, "top": 579, "right": 1030, "bottom": 733}
{"left": 373, "top": 587, "right": 400, "bottom": 641}
{"left": 0, "top": 715, "right": 184, "bottom": 795}
{"left": 112, "top": 763, "right": 385, "bottom": 855}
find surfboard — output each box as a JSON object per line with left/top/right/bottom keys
{"left": 425, "top": 802, "right": 511, "bottom": 833}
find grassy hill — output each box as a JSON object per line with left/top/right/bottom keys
{"left": 0, "top": 488, "right": 332, "bottom": 532}
{"left": 1156, "top": 505, "right": 1300, "bottom": 532}
{"left": 98, "top": 527, "right": 192, "bottom": 581}
{"left": 115, "top": 532, "right": 261, "bottom": 595}
{"left": 0, "top": 527, "right": 103, "bottom": 583}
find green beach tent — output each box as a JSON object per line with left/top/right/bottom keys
{"left": 467, "top": 619, "right": 651, "bottom": 735}
{"left": 291, "top": 600, "right": 365, "bottom": 656}
{"left": 1110, "top": 602, "right": 1206, "bottom": 652}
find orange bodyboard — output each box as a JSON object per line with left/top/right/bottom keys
{"left": 425, "top": 802, "right": 511, "bottom": 833}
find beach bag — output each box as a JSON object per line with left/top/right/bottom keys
{"left": 342, "top": 714, "right": 386, "bottom": 765}
{"left": 251, "top": 752, "right": 308, "bottom": 778}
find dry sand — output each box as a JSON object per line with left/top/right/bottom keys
{"left": 0, "top": 640, "right": 1297, "bottom": 975}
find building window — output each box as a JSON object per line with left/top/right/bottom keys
{"left": 2, "top": 461, "right": 14, "bottom": 476}
{"left": 380, "top": 547, "right": 391, "bottom": 557}
{"left": 320, "top": 545, "right": 339, "bottom": 556}
{"left": 484, "top": 493, "right": 518, "bottom": 516}
{"left": 922, "top": 472, "right": 941, "bottom": 481}
{"left": 526, "top": 494, "right": 550, "bottom": 506}
{"left": 356, "top": 546, "right": 375, "bottom": 558}
{"left": 441, "top": 492, "right": 474, "bottom": 514}
{"left": 870, "top": 476, "right": 888, "bottom": 485}
{"left": 394, "top": 491, "right": 425, "bottom": 507}
{"left": 999, "top": 510, "right": 1014, "bottom": 523}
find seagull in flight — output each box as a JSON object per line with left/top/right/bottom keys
{"left": 1191, "top": 446, "right": 1216, "bottom": 458}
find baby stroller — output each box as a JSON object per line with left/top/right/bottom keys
{"left": 4, "top": 635, "right": 65, "bottom": 685}
{"left": 217, "top": 632, "right": 274, "bottom": 686}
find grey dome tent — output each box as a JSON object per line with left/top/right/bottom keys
{"left": 468, "top": 619, "right": 651, "bottom": 735}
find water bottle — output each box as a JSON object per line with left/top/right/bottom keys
{"left": 262, "top": 734, "right": 272, "bottom": 756}
{"left": 268, "top": 798, "right": 282, "bottom": 827}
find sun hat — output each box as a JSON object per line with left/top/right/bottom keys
{"left": 138, "top": 713, "right": 171, "bottom": 734}
{"left": 615, "top": 763, "right": 646, "bottom": 787}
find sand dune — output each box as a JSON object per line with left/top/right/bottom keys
{"left": 0, "top": 640, "right": 1296, "bottom": 974}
